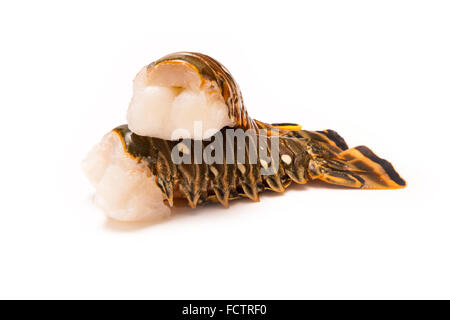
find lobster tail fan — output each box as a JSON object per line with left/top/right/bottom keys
{"left": 306, "top": 130, "right": 406, "bottom": 189}
{"left": 338, "top": 146, "right": 406, "bottom": 189}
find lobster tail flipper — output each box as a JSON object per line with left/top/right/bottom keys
{"left": 304, "top": 130, "right": 406, "bottom": 189}
{"left": 337, "top": 146, "right": 406, "bottom": 189}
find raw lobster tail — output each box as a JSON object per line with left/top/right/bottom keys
{"left": 146, "top": 52, "right": 299, "bottom": 135}
{"left": 84, "top": 51, "right": 406, "bottom": 222}
{"left": 149, "top": 52, "right": 258, "bottom": 131}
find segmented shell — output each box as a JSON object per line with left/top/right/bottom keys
{"left": 113, "top": 125, "right": 313, "bottom": 208}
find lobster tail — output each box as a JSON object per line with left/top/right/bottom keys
{"left": 302, "top": 130, "right": 406, "bottom": 189}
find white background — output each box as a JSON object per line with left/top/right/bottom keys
{"left": 0, "top": 0, "right": 449, "bottom": 299}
